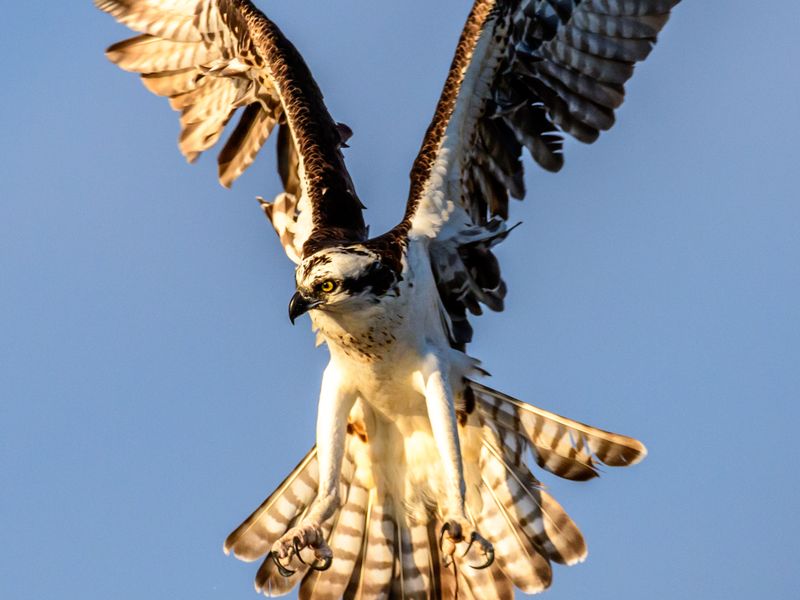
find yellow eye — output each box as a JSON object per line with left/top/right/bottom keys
{"left": 320, "top": 280, "right": 336, "bottom": 293}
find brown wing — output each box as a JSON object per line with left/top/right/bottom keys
{"left": 400, "top": 0, "right": 680, "bottom": 347}
{"left": 96, "top": 0, "right": 366, "bottom": 262}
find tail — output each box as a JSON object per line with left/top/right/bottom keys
{"left": 224, "top": 383, "right": 646, "bottom": 598}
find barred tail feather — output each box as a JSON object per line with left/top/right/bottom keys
{"left": 458, "top": 560, "right": 514, "bottom": 600}
{"left": 480, "top": 438, "right": 587, "bottom": 566}
{"left": 223, "top": 447, "right": 319, "bottom": 562}
{"left": 299, "top": 478, "right": 370, "bottom": 599}
{"left": 254, "top": 501, "right": 315, "bottom": 596}
{"left": 225, "top": 439, "right": 399, "bottom": 599}
{"left": 458, "top": 380, "right": 645, "bottom": 596}
{"left": 472, "top": 380, "right": 647, "bottom": 480}
{"left": 392, "top": 520, "right": 430, "bottom": 600}
{"left": 454, "top": 509, "right": 515, "bottom": 599}
{"left": 256, "top": 487, "right": 356, "bottom": 595}
{"left": 225, "top": 383, "right": 645, "bottom": 598}
{"left": 429, "top": 519, "right": 458, "bottom": 599}
{"left": 476, "top": 479, "right": 553, "bottom": 593}
{"left": 344, "top": 490, "right": 396, "bottom": 599}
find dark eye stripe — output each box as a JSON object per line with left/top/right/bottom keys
{"left": 341, "top": 262, "right": 396, "bottom": 296}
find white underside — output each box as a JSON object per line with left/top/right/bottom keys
{"left": 309, "top": 239, "right": 484, "bottom": 520}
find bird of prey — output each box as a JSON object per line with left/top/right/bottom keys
{"left": 96, "top": 0, "right": 679, "bottom": 597}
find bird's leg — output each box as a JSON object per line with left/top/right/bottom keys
{"left": 270, "top": 364, "right": 355, "bottom": 575}
{"left": 417, "top": 357, "right": 495, "bottom": 569}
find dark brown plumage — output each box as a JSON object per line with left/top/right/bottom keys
{"left": 97, "top": 0, "right": 366, "bottom": 260}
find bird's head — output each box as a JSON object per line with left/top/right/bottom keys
{"left": 289, "top": 246, "right": 398, "bottom": 323}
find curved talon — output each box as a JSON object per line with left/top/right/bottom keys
{"left": 309, "top": 553, "right": 333, "bottom": 572}
{"left": 293, "top": 537, "right": 308, "bottom": 566}
{"left": 439, "top": 523, "right": 454, "bottom": 567}
{"left": 461, "top": 531, "right": 478, "bottom": 558}
{"left": 439, "top": 522, "right": 451, "bottom": 550}
{"left": 439, "top": 522, "right": 464, "bottom": 545}
{"left": 269, "top": 551, "right": 296, "bottom": 577}
{"left": 289, "top": 535, "right": 331, "bottom": 572}
{"left": 462, "top": 532, "right": 495, "bottom": 569}
{"left": 468, "top": 542, "right": 495, "bottom": 570}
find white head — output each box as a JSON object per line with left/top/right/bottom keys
{"left": 288, "top": 246, "right": 400, "bottom": 323}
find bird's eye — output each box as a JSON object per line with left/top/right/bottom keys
{"left": 319, "top": 280, "right": 336, "bottom": 293}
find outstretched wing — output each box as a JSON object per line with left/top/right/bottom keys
{"left": 96, "top": 0, "right": 366, "bottom": 262}
{"left": 400, "top": 0, "right": 679, "bottom": 347}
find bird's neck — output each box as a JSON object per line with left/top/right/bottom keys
{"left": 311, "top": 303, "right": 404, "bottom": 363}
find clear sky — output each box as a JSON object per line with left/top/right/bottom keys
{"left": 1, "top": 2, "right": 798, "bottom": 599}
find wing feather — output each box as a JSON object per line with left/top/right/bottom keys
{"left": 398, "top": 0, "right": 680, "bottom": 348}
{"left": 96, "top": 0, "right": 366, "bottom": 262}
{"left": 94, "top": 0, "right": 203, "bottom": 42}
{"left": 106, "top": 34, "right": 221, "bottom": 72}
{"left": 217, "top": 103, "right": 278, "bottom": 187}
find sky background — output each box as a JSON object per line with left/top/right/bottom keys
{"left": 2, "top": 1, "right": 799, "bottom": 599}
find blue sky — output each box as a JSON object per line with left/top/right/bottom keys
{"left": 1, "top": 2, "right": 798, "bottom": 599}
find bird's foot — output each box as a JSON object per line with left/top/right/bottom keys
{"left": 269, "top": 522, "right": 332, "bottom": 577}
{"left": 439, "top": 518, "right": 494, "bottom": 569}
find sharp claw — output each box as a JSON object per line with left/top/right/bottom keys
{"left": 293, "top": 537, "right": 309, "bottom": 566}
{"left": 462, "top": 531, "right": 477, "bottom": 558}
{"left": 269, "top": 551, "right": 296, "bottom": 577}
{"left": 439, "top": 521, "right": 464, "bottom": 545}
{"left": 439, "top": 522, "right": 451, "bottom": 551}
{"left": 439, "top": 523, "right": 453, "bottom": 566}
{"left": 469, "top": 542, "right": 495, "bottom": 570}
{"left": 310, "top": 553, "right": 332, "bottom": 572}
{"left": 441, "top": 521, "right": 491, "bottom": 568}
{"left": 462, "top": 532, "right": 495, "bottom": 569}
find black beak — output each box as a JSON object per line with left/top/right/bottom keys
{"left": 288, "top": 291, "right": 313, "bottom": 324}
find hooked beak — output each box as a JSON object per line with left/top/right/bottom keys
{"left": 288, "top": 291, "right": 319, "bottom": 324}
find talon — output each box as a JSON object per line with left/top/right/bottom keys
{"left": 462, "top": 531, "right": 477, "bottom": 557}
{"left": 309, "top": 553, "right": 333, "bottom": 572}
{"left": 439, "top": 520, "right": 466, "bottom": 563}
{"left": 439, "top": 522, "right": 451, "bottom": 551}
{"left": 439, "top": 522, "right": 455, "bottom": 558}
{"left": 470, "top": 545, "right": 494, "bottom": 570}
{"left": 439, "top": 521, "right": 463, "bottom": 545}
{"left": 292, "top": 536, "right": 309, "bottom": 566}
{"left": 466, "top": 533, "right": 495, "bottom": 570}
{"left": 269, "top": 551, "right": 296, "bottom": 577}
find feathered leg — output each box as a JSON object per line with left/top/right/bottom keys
{"left": 270, "top": 363, "right": 356, "bottom": 572}
{"left": 415, "top": 354, "right": 494, "bottom": 569}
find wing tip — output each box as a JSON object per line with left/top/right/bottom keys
{"left": 93, "top": 0, "right": 113, "bottom": 14}
{"left": 564, "top": 546, "right": 589, "bottom": 567}
{"left": 103, "top": 34, "right": 152, "bottom": 71}
{"left": 627, "top": 439, "right": 649, "bottom": 465}
{"left": 256, "top": 196, "right": 273, "bottom": 217}
{"left": 603, "top": 436, "right": 648, "bottom": 468}
{"left": 539, "top": 156, "right": 564, "bottom": 173}
{"left": 217, "top": 162, "right": 240, "bottom": 189}
{"left": 103, "top": 44, "right": 122, "bottom": 66}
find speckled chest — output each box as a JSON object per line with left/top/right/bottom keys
{"left": 326, "top": 310, "right": 406, "bottom": 363}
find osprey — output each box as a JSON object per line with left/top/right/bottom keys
{"left": 97, "top": 0, "right": 679, "bottom": 597}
